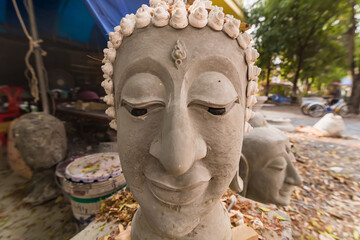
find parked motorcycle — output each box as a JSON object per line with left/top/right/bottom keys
{"left": 305, "top": 98, "right": 349, "bottom": 118}
{"left": 300, "top": 102, "right": 311, "bottom": 115}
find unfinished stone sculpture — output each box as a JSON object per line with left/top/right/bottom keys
{"left": 101, "top": 0, "right": 261, "bottom": 239}
{"left": 240, "top": 127, "right": 302, "bottom": 206}
{"left": 12, "top": 112, "right": 67, "bottom": 205}
{"left": 247, "top": 112, "right": 268, "bottom": 128}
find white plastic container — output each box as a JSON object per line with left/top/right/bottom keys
{"left": 63, "top": 152, "right": 126, "bottom": 222}
{"left": 313, "top": 113, "right": 345, "bottom": 137}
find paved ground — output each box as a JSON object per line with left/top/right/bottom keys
{"left": 0, "top": 105, "right": 358, "bottom": 240}
{"left": 0, "top": 170, "right": 78, "bottom": 240}
{"left": 260, "top": 104, "right": 360, "bottom": 137}
{"left": 283, "top": 132, "right": 360, "bottom": 239}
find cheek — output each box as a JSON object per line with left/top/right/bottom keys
{"left": 266, "top": 170, "right": 286, "bottom": 198}
{"left": 117, "top": 108, "right": 163, "bottom": 173}
{"left": 194, "top": 104, "right": 244, "bottom": 160}
{"left": 250, "top": 170, "right": 284, "bottom": 200}
{"left": 191, "top": 104, "right": 244, "bottom": 189}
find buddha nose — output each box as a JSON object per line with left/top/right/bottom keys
{"left": 149, "top": 104, "right": 207, "bottom": 176}
{"left": 285, "top": 163, "right": 302, "bottom": 186}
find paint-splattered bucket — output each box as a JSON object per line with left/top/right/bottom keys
{"left": 55, "top": 157, "right": 76, "bottom": 203}
{"left": 63, "top": 152, "right": 126, "bottom": 223}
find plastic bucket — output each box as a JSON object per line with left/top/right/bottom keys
{"left": 62, "top": 152, "right": 126, "bottom": 223}
{"left": 63, "top": 174, "right": 125, "bottom": 223}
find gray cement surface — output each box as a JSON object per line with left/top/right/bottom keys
{"left": 0, "top": 169, "right": 78, "bottom": 240}
{"left": 260, "top": 105, "right": 360, "bottom": 138}
{"left": 0, "top": 105, "right": 358, "bottom": 240}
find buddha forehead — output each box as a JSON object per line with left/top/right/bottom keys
{"left": 101, "top": 1, "right": 261, "bottom": 133}
{"left": 243, "top": 127, "right": 290, "bottom": 164}
{"left": 113, "top": 25, "right": 246, "bottom": 93}
{"left": 245, "top": 127, "right": 289, "bottom": 147}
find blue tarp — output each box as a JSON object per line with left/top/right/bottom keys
{"left": 0, "top": 0, "right": 147, "bottom": 48}
{"left": 83, "top": 0, "right": 147, "bottom": 37}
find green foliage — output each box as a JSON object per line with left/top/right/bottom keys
{"left": 247, "top": 0, "right": 354, "bottom": 96}
{"left": 269, "top": 85, "right": 292, "bottom": 96}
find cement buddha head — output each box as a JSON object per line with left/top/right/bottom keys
{"left": 101, "top": 1, "right": 261, "bottom": 239}
{"left": 248, "top": 112, "right": 268, "bottom": 128}
{"left": 241, "top": 127, "right": 302, "bottom": 206}
{"left": 13, "top": 112, "right": 67, "bottom": 170}
{"left": 12, "top": 112, "right": 67, "bottom": 205}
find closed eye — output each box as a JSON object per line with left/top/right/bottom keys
{"left": 208, "top": 107, "right": 226, "bottom": 115}
{"left": 130, "top": 108, "right": 148, "bottom": 116}
{"left": 188, "top": 98, "right": 239, "bottom": 116}
{"left": 269, "top": 165, "right": 286, "bottom": 171}
{"left": 121, "top": 99, "right": 165, "bottom": 117}
{"left": 267, "top": 157, "right": 287, "bottom": 171}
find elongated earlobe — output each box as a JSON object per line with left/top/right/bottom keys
{"left": 229, "top": 159, "right": 245, "bottom": 193}
{"left": 237, "top": 154, "right": 249, "bottom": 196}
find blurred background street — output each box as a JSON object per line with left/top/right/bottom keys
{"left": 260, "top": 105, "right": 360, "bottom": 137}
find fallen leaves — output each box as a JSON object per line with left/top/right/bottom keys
{"left": 284, "top": 132, "right": 360, "bottom": 239}
{"left": 95, "top": 189, "right": 137, "bottom": 240}
{"left": 94, "top": 132, "right": 359, "bottom": 240}
{"left": 354, "top": 230, "right": 360, "bottom": 240}
{"left": 274, "top": 214, "right": 288, "bottom": 221}
{"left": 258, "top": 206, "right": 270, "bottom": 212}
{"left": 95, "top": 188, "right": 290, "bottom": 239}
{"left": 95, "top": 189, "right": 137, "bottom": 228}
{"left": 222, "top": 190, "right": 290, "bottom": 238}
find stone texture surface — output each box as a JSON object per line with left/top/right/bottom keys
{"left": 7, "top": 117, "right": 32, "bottom": 179}
{"left": 73, "top": 190, "right": 293, "bottom": 240}
{"left": 231, "top": 224, "right": 258, "bottom": 240}
{"left": 12, "top": 112, "right": 67, "bottom": 170}
{"left": 114, "top": 24, "right": 248, "bottom": 240}
{"left": 12, "top": 112, "right": 67, "bottom": 205}
{"left": 240, "top": 127, "right": 302, "bottom": 206}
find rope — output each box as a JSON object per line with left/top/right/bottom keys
{"left": 11, "top": 0, "right": 47, "bottom": 103}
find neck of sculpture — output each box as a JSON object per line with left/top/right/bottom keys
{"left": 131, "top": 200, "right": 232, "bottom": 240}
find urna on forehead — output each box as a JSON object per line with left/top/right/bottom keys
{"left": 101, "top": 0, "right": 261, "bottom": 131}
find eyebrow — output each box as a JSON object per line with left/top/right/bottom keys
{"left": 121, "top": 57, "right": 171, "bottom": 82}
{"left": 188, "top": 98, "right": 239, "bottom": 108}
{"left": 120, "top": 73, "right": 167, "bottom": 107}
{"left": 116, "top": 57, "right": 172, "bottom": 105}
{"left": 184, "top": 55, "right": 245, "bottom": 100}
{"left": 188, "top": 86, "right": 239, "bottom": 107}
{"left": 265, "top": 156, "right": 287, "bottom": 169}
{"left": 186, "top": 55, "right": 241, "bottom": 82}
{"left": 187, "top": 69, "right": 239, "bottom": 106}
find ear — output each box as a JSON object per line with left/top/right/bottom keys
{"left": 229, "top": 168, "right": 243, "bottom": 193}
{"left": 229, "top": 155, "right": 248, "bottom": 193}
{"left": 239, "top": 154, "right": 249, "bottom": 196}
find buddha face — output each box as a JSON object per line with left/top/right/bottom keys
{"left": 113, "top": 26, "right": 247, "bottom": 238}
{"left": 243, "top": 127, "right": 302, "bottom": 206}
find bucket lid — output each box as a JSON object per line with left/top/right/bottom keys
{"left": 55, "top": 156, "right": 78, "bottom": 178}
{"left": 65, "top": 152, "right": 122, "bottom": 183}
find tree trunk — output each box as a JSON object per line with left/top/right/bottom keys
{"left": 304, "top": 77, "right": 309, "bottom": 93}
{"left": 317, "top": 80, "right": 322, "bottom": 92}
{"left": 306, "top": 77, "right": 314, "bottom": 93}
{"left": 292, "top": 50, "right": 304, "bottom": 103}
{"left": 265, "top": 56, "right": 272, "bottom": 96}
{"left": 352, "top": 76, "right": 360, "bottom": 114}
{"left": 348, "top": 0, "right": 359, "bottom": 114}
